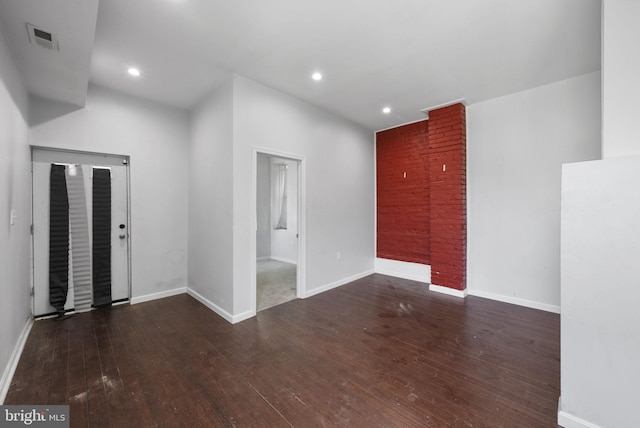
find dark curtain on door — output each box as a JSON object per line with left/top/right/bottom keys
{"left": 49, "top": 164, "right": 69, "bottom": 313}
{"left": 92, "top": 168, "right": 112, "bottom": 307}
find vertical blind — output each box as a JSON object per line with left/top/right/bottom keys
{"left": 48, "top": 163, "right": 113, "bottom": 314}
{"left": 48, "top": 164, "right": 69, "bottom": 314}
{"left": 66, "top": 165, "right": 92, "bottom": 313}
{"left": 93, "top": 168, "right": 112, "bottom": 307}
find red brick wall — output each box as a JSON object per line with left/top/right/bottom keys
{"left": 428, "top": 104, "right": 466, "bottom": 290}
{"left": 376, "top": 104, "right": 466, "bottom": 292}
{"left": 376, "top": 121, "right": 430, "bottom": 264}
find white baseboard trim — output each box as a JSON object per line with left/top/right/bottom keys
{"left": 375, "top": 258, "right": 430, "bottom": 283}
{"left": 231, "top": 310, "right": 255, "bottom": 324}
{"left": 269, "top": 256, "right": 297, "bottom": 265}
{"left": 468, "top": 289, "right": 561, "bottom": 314}
{"left": 187, "top": 287, "right": 253, "bottom": 324}
{"left": 1, "top": 316, "right": 34, "bottom": 404}
{"left": 130, "top": 287, "right": 187, "bottom": 305}
{"left": 305, "top": 269, "right": 375, "bottom": 299}
{"left": 558, "top": 406, "right": 602, "bottom": 428}
{"left": 557, "top": 412, "right": 601, "bottom": 428}
{"left": 429, "top": 283, "right": 468, "bottom": 298}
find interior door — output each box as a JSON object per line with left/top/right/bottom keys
{"left": 32, "top": 149, "right": 130, "bottom": 316}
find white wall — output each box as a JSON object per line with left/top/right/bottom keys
{"left": 188, "top": 80, "right": 234, "bottom": 314}
{"left": 30, "top": 84, "right": 190, "bottom": 301}
{"left": 558, "top": 4, "right": 640, "bottom": 427}
{"left": 233, "top": 75, "right": 375, "bottom": 315}
{"left": 256, "top": 153, "right": 271, "bottom": 259}
{"left": 560, "top": 156, "right": 640, "bottom": 428}
{"left": 0, "top": 22, "right": 32, "bottom": 402}
{"left": 467, "top": 72, "right": 601, "bottom": 312}
{"left": 602, "top": 0, "right": 640, "bottom": 158}
{"left": 270, "top": 157, "right": 298, "bottom": 264}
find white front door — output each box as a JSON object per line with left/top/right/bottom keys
{"left": 32, "top": 149, "right": 130, "bottom": 317}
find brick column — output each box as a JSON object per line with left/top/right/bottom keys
{"left": 427, "top": 103, "right": 466, "bottom": 291}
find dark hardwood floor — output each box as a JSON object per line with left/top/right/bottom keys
{"left": 5, "top": 274, "right": 560, "bottom": 427}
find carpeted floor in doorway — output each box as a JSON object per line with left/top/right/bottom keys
{"left": 257, "top": 259, "right": 297, "bottom": 311}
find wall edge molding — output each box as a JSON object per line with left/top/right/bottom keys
{"left": 231, "top": 310, "right": 255, "bottom": 324}
{"left": 187, "top": 288, "right": 255, "bottom": 324}
{"left": 420, "top": 98, "right": 469, "bottom": 118}
{"left": 130, "top": 287, "right": 187, "bottom": 305}
{"left": 375, "top": 258, "right": 430, "bottom": 283}
{"left": 305, "top": 269, "right": 375, "bottom": 298}
{"left": 0, "top": 316, "right": 34, "bottom": 404}
{"left": 186, "top": 287, "right": 235, "bottom": 324}
{"left": 376, "top": 117, "right": 429, "bottom": 133}
{"left": 468, "top": 289, "right": 560, "bottom": 314}
{"left": 558, "top": 404, "right": 602, "bottom": 428}
{"left": 429, "top": 283, "right": 468, "bottom": 298}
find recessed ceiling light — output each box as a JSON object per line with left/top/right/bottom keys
{"left": 312, "top": 72, "right": 322, "bottom": 81}
{"left": 382, "top": 107, "right": 391, "bottom": 114}
{"left": 127, "top": 67, "right": 141, "bottom": 77}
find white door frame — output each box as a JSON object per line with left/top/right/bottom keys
{"left": 251, "top": 146, "right": 306, "bottom": 314}
{"left": 30, "top": 146, "right": 132, "bottom": 316}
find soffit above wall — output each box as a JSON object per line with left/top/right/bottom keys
{"left": 0, "top": 0, "right": 98, "bottom": 107}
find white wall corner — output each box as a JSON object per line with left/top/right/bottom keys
{"left": 304, "top": 269, "right": 375, "bottom": 299}
{"left": 375, "top": 258, "right": 430, "bottom": 283}
{"left": 558, "top": 398, "right": 603, "bottom": 428}
{"left": 467, "top": 289, "right": 561, "bottom": 314}
{"left": 429, "top": 283, "right": 468, "bottom": 298}
{"left": 0, "top": 316, "right": 34, "bottom": 404}
{"left": 130, "top": 287, "right": 187, "bottom": 305}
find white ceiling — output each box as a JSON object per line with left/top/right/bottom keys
{"left": 0, "top": 0, "right": 601, "bottom": 131}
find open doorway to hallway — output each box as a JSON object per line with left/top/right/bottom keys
{"left": 256, "top": 153, "right": 299, "bottom": 311}
{"left": 256, "top": 259, "right": 296, "bottom": 311}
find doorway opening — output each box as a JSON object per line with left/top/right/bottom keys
{"left": 253, "top": 149, "right": 305, "bottom": 313}
{"left": 31, "top": 147, "right": 131, "bottom": 318}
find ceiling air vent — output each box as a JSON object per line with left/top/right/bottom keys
{"left": 26, "top": 23, "right": 59, "bottom": 51}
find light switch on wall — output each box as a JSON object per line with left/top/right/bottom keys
{"left": 10, "top": 209, "right": 17, "bottom": 225}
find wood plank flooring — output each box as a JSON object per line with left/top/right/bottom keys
{"left": 5, "top": 274, "right": 560, "bottom": 427}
